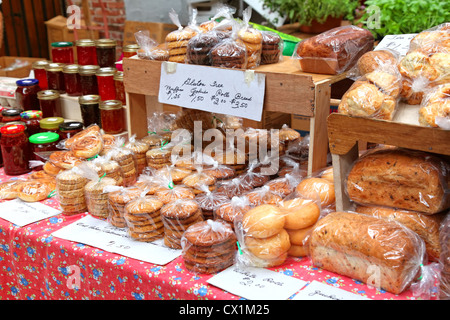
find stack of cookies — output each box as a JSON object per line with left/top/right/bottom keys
{"left": 195, "top": 189, "right": 230, "bottom": 220}
{"left": 56, "top": 169, "right": 88, "bottom": 215}
{"left": 125, "top": 138, "right": 150, "bottom": 175}
{"left": 181, "top": 171, "right": 217, "bottom": 195}
{"left": 85, "top": 177, "right": 117, "bottom": 218}
{"left": 181, "top": 219, "right": 237, "bottom": 274}
{"left": 99, "top": 160, "right": 124, "bottom": 186}
{"left": 111, "top": 149, "right": 137, "bottom": 187}
{"left": 211, "top": 40, "right": 247, "bottom": 69}
{"left": 261, "top": 31, "right": 282, "bottom": 65}
{"left": 213, "top": 150, "right": 248, "bottom": 175}
{"left": 165, "top": 27, "right": 198, "bottom": 63}
{"left": 156, "top": 166, "right": 192, "bottom": 185}
{"left": 124, "top": 195, "right": 164, "bottom": 242}
{"left": 161, "top": 199, "right": 204, "bottom": 249}
{"left": 146, "top": 147, "right": 172, "bottom": 170}
{"left": 214, "top": 196, "right": 252, "bottom": 230}
{"left": 186, "top": 32, "right": 221, "bottom": 65}
{"left": 237, "top": 27, "right": 263, "bottom": 69}
{"left": 107, "top": 186, "right": 143, "bottom": 228}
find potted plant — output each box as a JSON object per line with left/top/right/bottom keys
{"left": 262, "top": 0, "right": 360, "bottom": 33}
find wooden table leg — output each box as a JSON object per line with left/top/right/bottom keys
{"left": 332, "top": 142, "right": 358, "bottom": 212}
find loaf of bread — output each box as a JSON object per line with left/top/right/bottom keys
{"left": 346, "top": 148, "right": 450, "bottom": 214}
{"left": 295, "top": 25, "right": 374, "bottom": 75}
{"left": 309, "top": 211, "right": 426, "bottom": 295}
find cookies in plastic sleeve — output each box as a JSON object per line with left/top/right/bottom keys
{"left": 260, "top": 30, "right": 283, "bottom": 65}
{"left": 194, "top": 184, "right": 229, "bottom": 220}
{"left": 154, "top": 171, "right": 195, "bottom": 204}
{"left": 418, "top": 83, "right": 450, "bottom": 129}
{"left": 244, "top": 185, "right": 283, "bottom": 206}
{"left": 165, "top": 8, "right": 198, "bottom": 63}
{"left": 134, "top": 30, "right": 169, "bottom": 61}
{"left": 104, "top": 137, "right": 138, "bottom": 187}
{"left": 217, "top": 176, "right": 253, "bottom": 198}
{"left": 107, "top": 185, "right": 148, "bottom": 228}
{"left": 236, "top": 7, "right": 262, "bottom": 69}
{"left": 181, "top": 167, "right": 217, "bottom": 194}
{"left": 181, "top": 219, "right": 237, "bottom": 274}
{"left": 125, "top": 135, "right": 150, "bottom": 175}
{"left": 265, "top": 173, "right": 302, "bottom": 198}
{"left": 55, "top": 166, "right": 88, "bottom": 215}
{"left": 214, "top": 195, "right": 251, "bottom": 229}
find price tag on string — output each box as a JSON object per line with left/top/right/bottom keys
{"left": 158, "top": 62, "right": 266, "bottom": 122}
{"left": 374, "top": 33, "right": 417, "bottom": 56}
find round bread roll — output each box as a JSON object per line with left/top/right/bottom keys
{"left": 245, "top": 229, "right": 291, "bottom": 260}
{"left": 278, "top": 198, "right": 320, "bottom": 230}
{"left": 287, "top": 244, "right": 310, "bottom": 257}
{"left": 320, "top": 166, "right": 334, "bottom": 182}
{"left": 286, "top": 224, "right": 316, "bottom": 246}
{"left": 295, "top": 177, "right": 335, "bottom": 207}
{"left": 241, "top": 204, "right": 285, "bottom": 239}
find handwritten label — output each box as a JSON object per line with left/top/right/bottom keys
{"left": 292, "top": 281, "right": 370, "bottom": 300}
{"left": 207, "top": 265, "right": 306, "bottom": 300}
{"left": 0, "top": 199, "right": 61, "bottom": 227}
{"left": 158, "top": 62, "right": 266, "bottom": 121}
{"left": 52, "top": 215, "right": 181, "bottom": 265}
{"left": 374, "top": 33, "right": 417, "bottom": 56}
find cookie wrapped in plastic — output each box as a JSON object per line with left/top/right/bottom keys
{"left": 107, "top": 186, "right": 143, "bottom": 228}
{"left": 260, "top": 30, "right": 283, "bottom": 65}
{"left": 214, "top": 195, "right": 251, "bottom": 229}
{"left": 236, "top": 7, "right": 262, "bottom": 69}
{"left": 195, "top": 183, "right": 230, "bottom": 220}
{"left": 55, "top": 166, "right": 88, "bottom": 216}
{"left": 418, "top": 83, "right": 450, "bottom": 129}
{"left": 135, "top": 30, "right": 169, "bottom": 61}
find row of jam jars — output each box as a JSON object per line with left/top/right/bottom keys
{"left": 63, "top": 64, "right": 82, "bottom": 96}
{"left": 0, "top": 123, "right": 31, "bottom": 175}
{"left": 15, "top": 79, "right": 40, "bottom": 111}
{"left": 51, "top": 42, "right": 74, "bottom": 64}
{"left": 31, "top": 60, "right": 49, "bottom": 90}
{"left": 76, "top": 39, "right": 97, "bottom": 65}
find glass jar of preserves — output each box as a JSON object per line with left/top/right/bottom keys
{"left": 51, "top": 42, "right": 74, "bottom": 64}
{"left": 2, "top": 108, "right": 24, "bottom": 123}
{"left": 58, "top": 121, "right": 84, "bottom": 140}
{"left": 20, "top": 110, "right": 43, "bottom": 136}
{"left": 76, "top": 39, "right": 97, "bottom": 65}
{"left": 40, "top": 117, "right": 64, "bottom": 134}
{"left": 114, "top": 71, "right": 126, "bottom": 105}
{"left": 79, "top": 65, "right": 100, "bottom": 95}
{"left": 15, "top": 79, "right": 40, "bottom": 111}
{"left": 63, "top": 64, "right": 82, "bottom": 96}
{"left": 29, "top": 131, "right": 60, "bottom": 167}
{"left": 96, "top": 67, "right": 117, "bottom": 101}
{"left": 99, "top": 100, "right": 125, "bottom": 134}
{"left": 32, "top": 60, "right": 49, "bottom": 90}
{"left": 96, "top": 39, "right": 117, "bottom": 68}
{"left": 79, "top": 95, "right": 101, "bottom": 128}
{"left": 37, "top": 90, "right": 61, "bottom": 118}
{"left": 123, "top": 44, "right": 140, "bottom": 58}
{"left": 45, "top": 63, "right": 66, "bottom": 93}
{"left": 0, "top": 124, "right": 31, "bottom": 175}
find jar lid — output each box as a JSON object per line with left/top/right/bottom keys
{"left": 45, "top": 63, "right": 65, "bottom": 72}
{"left": 75, "top": 39, "right": 96, "bottom": 47}
{"left": 63, "top": 64, "right": 80, "bottom": 74}
{"left": 113, "top": 71, "right": 124, "bottom": 81}
{"left": 20, "top": 110, "right": 43, "bottom": 120}
{"left": 0, "top": 124, "right": 25, "bottom": 134}
{"left": 32, "top": 60, "right": 50, "bottom": 69}
{"left": 2, "top": 108, "right": 23, "bottom": 117}
{"left": 99, "top": 100, "right": 123, "bottom": 110}
{"left": 51, "top": 41, "right": 73, "bottom": 47}
{"left": 16, "top": 79, "right": 39, "bottom": 87}
{"left": 37, "top": 90, "right": 60, "bottom": 100}
{"left": 59, "top": 121, "right": 84, "bottom": 131}
{"left": 79, "top": 95, "right": 101, "bottom": 105}
{"left": 96, "top": 67, "right": 117, "bottom": 77}
{"left": 29, "top": 132, "right": 60, "bottom": 144}
{"left": 40, "top": 117, "right": 64, "bottom": 129}
{"left": 95, "top": 39, "right": 117, "bottom": 47}
{"left": 123, "top": 44, "right": 140, "bottom": 52}
{"left": 79, "top": 65, "right": 100, "bottom": 75}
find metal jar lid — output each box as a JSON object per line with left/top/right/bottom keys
{"left": 99, "top": 100, "right": 122, "bottom": 110}
{"left": 62, "top": 64, "right": 80, "bottom": 74}
{"left": 75, "top": 39, "right": 96, "bottom": 47}
{"left": 95, "top": 39, "right": 117, "bottom": 48}
{"left": 113, "top": 71, "right": 124, "bottom": 81}
{"left": 45, "top": 63, "right": 65, "bottom": 72}
{"left": 79, "top": 65, "right": 100, "bottom": 75}
{"left": 123, "top": 44, "right": 140, "bottom": 52}
{"left": 79, "top": 95, "right": 101, "bottom": 105}
{"left": 96, "top": 67, "right": 117, "bottom": 77}
{"left": 32, "top": 60, "right": 50, "bottom": 69}
{"left": 37, "top": 90, "right": 60, "bottom": 100}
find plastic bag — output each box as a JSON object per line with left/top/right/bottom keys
{"left": 154, "top": 171, "right": 195, "bottom": 204}
{"left": 106, "top": 185, "right": 143, "bottom": 228}
{"left": 91, "top": 155, "right": 124, "bottom": 186}
{"left": 194, "top": 184, "right": 230, "bottom": 220}
{"left": 418, "top": 83, "right": 450, "bottom": 129}
{"left": 293, "top": 25, "right": 374, "bottom": 75}
{"left": 181, "top": 219, "right": 236, "bottom": 274}
{"left": 55, "top": 166, "right": 88, "bottom": 216}
{"left": 201, "top": 154, "right": 236, "bottom": 181}
{"left": 134, "top": 30, "right": 169, "bottom": 61}
{"left": 217, "top": 176, "right": 253, "bottom": 198}
{"left": 105, "top": 137, "right": 138, "bottom": 187}
{"left": 214, "top": 195, "right": 251, "bottom": 229}
{"left": 260, "top": 30, "right": 284, "bottom": 65}
{"left": 351, "top": 48, "right": 400, "bottom": 78}
{"left": 181, "top": 167, "right": 217, "bottom": 194}
{"left": 243, "top": 185, "right": 283, "bottom": 206}
{"left": 409, "top": 23, "right": 450, "bottom": 55}
{"left": 236, "top": 7, "right": 262, "bottom": 69}
{"left": 48, "top": 150, "right": 83, "bottom": 171}
{"left": 64, "top": 124, "right": 103, "bottom": 159}
{"left": 265, "top": 173, "right": 302, "bottom": 198}
{"left": 124, "top": 135, "right": 150, "bottom": 175}
{"left": 14, "top": 177, "right": 56, "bottom": 202}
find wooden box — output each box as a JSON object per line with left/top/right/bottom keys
{"left": 123, "top": 21, "right": 177, "bottom": 46}
{"left": 0, "top": 56, "right": 43, "bottom": 78}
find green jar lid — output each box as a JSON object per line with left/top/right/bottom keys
{"left": 40, "top": 117, "right": 64, "bottom": 129}
{"left": 51, "top": 41, "right": 73, "bottom": 48}
{"left": 29, "top": 132, "right": 60, "bottom": 144}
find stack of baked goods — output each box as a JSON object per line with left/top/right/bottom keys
{"left": 214, "top": 196, "right": 251, "bottom": 229}
{"left": 107, "top": 186, "right": 144, "bottom": 228}
{"left": 125, "top": 136, "right": 150, "bottom": 175}
{"left": 237, "top": 8, "right": 262, "bottom": 69}
{"left": 55, "top": 168, "right": 88, "bottom": 215}
{"left": 164, "top": 10, "right": 198, "bottom": 63}
{"left": 134, "top": 30, "right": 169, "bottom": 61}
{"left": 260, "top": 31, "right": 282, "bottom": 65}
{"left": 195, "top": 187, "right": 230, "bottom": 220}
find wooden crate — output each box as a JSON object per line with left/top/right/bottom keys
{"left": 0, "top": 56, "right": 43, "bottom": 78}
{"left": 327, "top": 104, "right": 450, "bottom": 211}
{"left": 122, "top": 56, "right": 347, "bottom": 174}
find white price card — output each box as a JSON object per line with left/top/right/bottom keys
{"left": 292, "top": 280, "right": 370, "bottom": 300}
{"left": 374, "top": 34, "right": 417, "bottom": 56}
{"left": 0, "top": 198, "right": 61, "bottom": 227}
{"left": 207, "top": 265, "right": 307, "bottom": 300}
{"left": 52, "top": 215, "right": 181, "bottom": 265}
{"left": 158, "top": 62, "right": 266, "bottom": 121}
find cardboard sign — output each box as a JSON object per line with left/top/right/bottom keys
{"left": 374, "top": 34, "right": 417, "bottom": 56}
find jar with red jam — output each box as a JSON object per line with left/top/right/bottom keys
{"left": 123, "top": 44, "right": 140, "bottom": 58}
{"left": 2, "top": 108, "right": 24, "bottom": 123}
{"left": 51, "top": 42, "right": 74, "bottom": 64}
{"left": 96, "top": 67, "right": 117, "bottom": 101}
{"left": 76, "top": 39, "right": 97, "bottom": 65}
{"left": 40, "top": 117, "right": 64, "bottom": 134}
{"left": 99, "top": 100, "right": 125, "bottom": 134}
{"left": 29, "top": 131, "right": 60, "bottom": 169}
{"left": 15, "top": 79, "right": 40, "bottom": 111}
{"left": 79, "top": 95, "right": 101, "bottom": 128}
{"left": 58, "top": 121, "right": 84, "bottom": 140}
{"left": 20, "top": 110, "right": 43, "bottom": 136}
{"left": 32, "top": 60, "right": 50, "bottom": 90}
{"left": 45, "top": 63, "right": 66, "bottom": 93}
{"left": 79, "top": 65, "right": 100, "bottom": 95}
{"left": 37, "top": 90, "right": 61, "bottom": 118}
{"left": 0, "top": 124, "right": 31, "bottom": 175}
{"left": 114, "top": 71, "right": 126, "bottom": 105}
{"left": 96, "top": 39, "right": 117, "bottom": 68}
{"left": 63, "top": 64, "right": 82, "bottom": 96}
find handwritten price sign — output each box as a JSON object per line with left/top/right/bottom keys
{"left": 158, "top": 62, "right": 266, "bottom": 121}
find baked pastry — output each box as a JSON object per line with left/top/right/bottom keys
{"left": 165, "top": 27, "right": 198, "bottom": 63}
{"left": 211, "top": 39, "right": 247, "bottom": 69}
{"left": 237, "top": 27, "right": 262, "bottom": 69}
{"left": 356, "top": 50, "right": 398, "bottom": 75}
{"left": 295, "top": 177, "right": 335, "bottom": 208}
{"left": 49, "top": 151, "right": 83, "bottom": 170}
{"left": 0, "top": 180, "right": 22, "bottom": 200}
{"left": 309, "top": 211, "right": 426, "bottom": 295}
{"left": 295, "top": 25, "right": 374, "bottom": 74}
{"left": 419, "top": 83, "right": 450, "bottom": 127}
{"left": 260, "top": 31, "right": 282, "bottom": 65}
{"left": 65, "top": 125, "right": 103, "bottom": 159}
{"left": 346, "top": 148, "right": 450, "bottom": 214}
{"left": 16, "top": 179, "right": 55, "bottom": 202}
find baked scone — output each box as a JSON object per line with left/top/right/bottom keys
{"left": 419, "top": 83, "right": 450, "bottom": 127}
{"left": 357, "top": 50, "right": 398, "bottom": 75}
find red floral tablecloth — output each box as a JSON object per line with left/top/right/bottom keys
{"left": 0, "top": 170, "right": 437, "bottom": 300}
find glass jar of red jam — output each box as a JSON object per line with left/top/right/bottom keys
{"left": 123, "top": 44, "right": 140, "bottom": 58}
{"left": 45, "top": 63, "right": 66, "bottom": 93}
{"left": 96, "top": 67, "right": 117, "bottom": 101}
{"left": 40, "top": 117, "right": 64, "bottom": 134}
{"left": 63, "top": 64, "right": 82, "bottom": 96}
{"left": 15, "top": 79, "right": 40, "bottom": 111}
{"left": 114, "top": 71, "right": 126, "bottom": 105}
{"left": 0, "top": 124, "right": 31, "bottom": 175}
{"left": 79, "top": 95, "right": 102, "bottom": 128}
{"left": 51, "top": 42, "right": 74, "bottom": 64}
{"left": 76, "top": 39, "right": 98, "bottom": 65}
{"left": 20, "top": 110, "right": 42, "bottom": 136}
{"left": 29, "top": 131, "right": 60, "bottom": 168}
{"left": 79, "top": 65, "right": 100, "bottom": 95}
{"left": 96, "top": 39, "right": 117, "bottom": 68}
{"left": 37, "top": 90, "right": 61, "bottom": 118}
{"left": 2, "top": 108, "right": 24, "bottom": 123}
{"left": 99, "top": 100, "right": 125, "bottom": 134}
{"left": 58, "top": 121, "right": 84, "bottom": 140}
{"left": 32, "top": 60, "right": 50, "bottom": 90}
